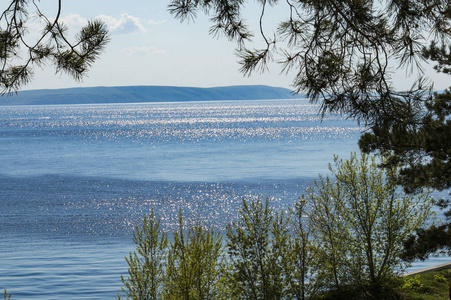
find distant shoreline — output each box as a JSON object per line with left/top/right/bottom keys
{"left": 0, "top": 85, "right": 305, "bottom": 106}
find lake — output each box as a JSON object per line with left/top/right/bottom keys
{"left": 0, "top": 99, "right": 447, "bottom": 299}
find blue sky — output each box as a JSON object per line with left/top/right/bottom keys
{"left": 23, "top": 1, "right": 449, "bottom": 91}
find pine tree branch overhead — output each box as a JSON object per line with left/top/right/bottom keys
{"left": 0, "top": 0, "right": 109, "bottom": 94}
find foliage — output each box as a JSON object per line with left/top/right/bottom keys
{"left": 225, "top": 197, "right": 327, "bottom": 300}
{"left": 225, "top": 198, "right": 289, "bottom": 299}
{"left": 118, "top": 198, "right": 329, "bottom": 300}
{"left": 402, "top": 202, "right": 451, "bottom": 261}
{"left": 119, "top": 210, "right": 168, "bottom": 300}
{"left": 423, "top": 42, "right": 451, "bottom": 75}
{"left": 164, "top": 211, "right": 224, "bottom": 300}
{"left": 368, "top": 45, "right": 451, "bottom": 259}
{"left": 304, "top": 153, "right": 434, "bottom": 297}
{"left": 118, "top": 154, "right": 433, "bottom": 300}
{"left": 359, "top": 88, "right": 451, "bottom": 194}
{"left": 285, "top": 197, "right": 327, "bottom": 300}
{"left": 399, "top": 269, "right": 451, "bottom": 300}
{"left": 118, "top": 210, "right": 225, "bottom": 300}
{"left": 433, "top": 273, "right": 447, "bottom": 284}
{"left": 168, "top": 0, "right": 449, "bottom": 123}
{"left": 0, "top": 1, "right": 109, "bottom": 94}
{"left": 402, "top": 275, "right": 424, "bottom": 293}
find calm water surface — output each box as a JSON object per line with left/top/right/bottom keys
{"left": 0, "top": 99, "right": 446, "bottom": 299}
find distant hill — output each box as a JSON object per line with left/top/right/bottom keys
{"left": 0, "top": 85, "right": 304, "bottom": 106}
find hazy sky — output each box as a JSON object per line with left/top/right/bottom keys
{"left": 23, "top": 1, "right": 449, "bottom": 91}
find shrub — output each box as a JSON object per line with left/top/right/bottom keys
{"left": 402, "top": 275, "right": 424, "bottom": 292}
{"left": 433, "top": 273, "right": 447, "bottom": 284}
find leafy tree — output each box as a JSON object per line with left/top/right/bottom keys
{"left": 119, "top": 210, "right": 225, "bottom": 300}
{"left": 164, "top": 211, "right": 224, "bottom": 300}
{"left": 225, "top": 198, "right": 288, "bottom": 299}
{"left": 284, "top": 197, "right": 327, "bottom": 300}
{"left": 118, "top": 210, "right": 168, "bottom": 300}
{"left": 0, "top": 0, "right": 109, "bottom": 94}
{"left": 304, "top": 153, "right": 433, "bottom": 298}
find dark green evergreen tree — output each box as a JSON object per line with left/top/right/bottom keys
{"left": 359, "top": 43, "right": 451, "bottom": 195}
{"left": 362, "top": 43, "right": 451, "bottom": 261}
{"left": 1, "top": 0, "right": 109, "bottom": 94}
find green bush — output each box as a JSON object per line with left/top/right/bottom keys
{"left": 433, "top": 273, "right": 447, "bottom": 284}
{"left": 402, "top": 275, "right": 424, "bottom": 292}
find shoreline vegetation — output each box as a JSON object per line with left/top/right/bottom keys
{"left": 116, "top": 153, "right": 437, "bottom": 300}
{"left": 400, "top": 268, "right": 451, "bottom": 299}
{"left": 5, "top": 268, "right": 451, "bottom": 300}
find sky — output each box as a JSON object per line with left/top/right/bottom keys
{"left": 21, "top": 0, "right": 450, "bottom": 92}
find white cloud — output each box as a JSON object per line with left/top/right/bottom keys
{"left": 121, "top": 46, "right": 167, "bottom": 56}
{"left": 61, "top": 14, "right": 88, "bottom": 27}
{"left": 98, "top": 13, "right": 147, "bottom": 34}
{"left": 45, "top": 13, "right": 162, "bottom": 35}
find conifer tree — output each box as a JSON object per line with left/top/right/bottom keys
{"left": 0, "top": 0, "right": 109, "bottom": 94}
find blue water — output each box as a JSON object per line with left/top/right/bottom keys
{"left": 0, "top": 99, "right": 446, "bottom": 299}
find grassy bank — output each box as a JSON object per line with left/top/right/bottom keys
{"left": 400, "top": 267, "right": 451, "bottom": 299}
